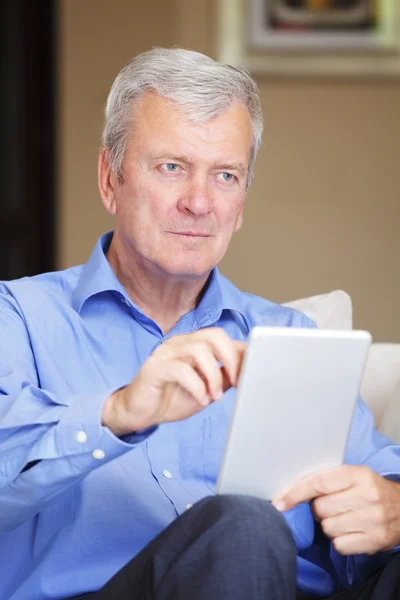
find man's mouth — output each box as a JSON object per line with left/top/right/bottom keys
{"left": 168, "top": 231, "right": 212, "bottom": 238}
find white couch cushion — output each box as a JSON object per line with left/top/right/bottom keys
{"left": 361, "top": 344, "right": 400, "bottom": 431}
{"left": 283, "top": 291, "right": 400, "bottom": 429}
{"left": 284, "top": 290, "right": 353, "bottom": 330}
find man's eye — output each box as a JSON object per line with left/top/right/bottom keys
{"left": 161, "top": 163, "right": 179, "bottom": 173}
{"left": 217, "top": 172, "right": 234, "bottom": 182}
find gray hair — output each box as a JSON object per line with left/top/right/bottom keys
{"left": 102, "top": 47, "right": 263, "bottom": 188}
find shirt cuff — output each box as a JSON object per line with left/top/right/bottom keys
{"left": 27, "top": 389, "right": 157, "bottom": 464}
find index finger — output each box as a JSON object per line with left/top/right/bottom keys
{"left": 195, "top": 328, "right": 246, "bottom": 386}
{"left": 220, "top": 340, "right": 246, "bottom": 390}
{"left": 272, "top": 466, "right": 357, "bottom": 512}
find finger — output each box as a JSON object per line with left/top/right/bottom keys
{"left": 232, "top": 340, "right": 247, "bottom": 382}
{"left": 184, "top": 342, "right": 224, "bottom": 400}
{"left": 321, "top": 502, "right": 394, "bottom": 542}
{"left": 312, "top": 486, "right": 368, "bottom": 520}
{"left": 160, "top": 360, "right": 209, "bottom": 406}
{"left": 272, "top": 466, "right": 358, "bottom": 512}
{"left": 320, "top": 511, "right": 363, "bottom": 539}
{"left": 333, "top": 532, "right": 380, "bottom": 556}
{"left": 194, "top": 328, "right": 243, "bottom": 387}
{"left": 218, "top": 343, "right": 246, "bottom": 393}
{"left": 220, "top": 366, "right": 232, "bottom": 392}
{"left": 166, "top": 328, "right": 245, "bottom": 388}
{"left": 313, "top": 469, "right": 390, "bottom": 521}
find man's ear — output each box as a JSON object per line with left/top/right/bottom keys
{"left": 98, "top": 148, "right": 118, "bottom": 216}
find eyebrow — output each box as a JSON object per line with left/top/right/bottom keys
{"left": 151, "top": 153, "right": 194, "bottom": 165}
{"left": 215, "top": 163, "right": 247, "bottom": 175}
{"left": 150, "top": 153, "right": 248, "bottom": 175}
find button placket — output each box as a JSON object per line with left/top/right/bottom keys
{"left": 147, "top": 423, "right": 190, "bottom": 513}
{"left": 158, "top": 430, "right": 200, "bottom": 514}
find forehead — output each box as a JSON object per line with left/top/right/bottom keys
{"left": 128, "top": 91, "right": 253, "bottom": 162}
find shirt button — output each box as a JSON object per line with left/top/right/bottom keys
{"left": 186, "top": 503, "right": 193, "bottom": 510}
{"left": 76, "top": 430, "right": 87, "bottom": 444}
{"left": 92, "top": 449, "right": 105, "bottom": 460}
{"left": 162, "top": 469, "right": 172, "bottom": 479}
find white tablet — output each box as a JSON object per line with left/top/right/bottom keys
{"left": 216, "top": 327, "right": 371, "bottom": 500}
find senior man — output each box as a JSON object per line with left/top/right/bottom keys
{"left": 1, "top": 48, "right": 400, "bottom": 600}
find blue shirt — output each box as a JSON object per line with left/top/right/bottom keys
{"left": 0, "top": 232, "right": 399, "bottom": 600}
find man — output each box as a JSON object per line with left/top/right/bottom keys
{"left": 0, "top": 47, "right": 400, "bottom": 600}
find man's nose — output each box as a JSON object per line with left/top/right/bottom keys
{"left": 177, "top": 176, "right": 212, "bottom": 216}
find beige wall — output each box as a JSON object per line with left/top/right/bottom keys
{"left": 58, "top": 0, "right": 400, "bottom": 342}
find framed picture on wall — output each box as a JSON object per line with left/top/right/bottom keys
{"left": 217, "top": 0, "right": 400, "bottom": 76}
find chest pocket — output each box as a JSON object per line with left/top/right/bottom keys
{"left": 177, "top": 389, "right": 236, "bottom": 494}
{"left": 203, "top": 412, "right": 231, "bottom": 491}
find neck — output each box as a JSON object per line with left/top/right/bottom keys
{"left": 107, "top": 235, "right": 210, "bottom": 335}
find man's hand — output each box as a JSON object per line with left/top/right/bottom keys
{"left": 102, "top": 328, "right": 245, "bottom": 437}
{"left": 272, "top": 465, "right": 400, "bottom": 555}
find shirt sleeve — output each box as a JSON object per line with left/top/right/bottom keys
{"left": 0, "top": 297, "right": 155, "bottom": 532}
{"left": 330, "top": 396, "right": 400, "bottom": 588}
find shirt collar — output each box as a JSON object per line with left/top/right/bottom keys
{"left": 72, "top": 232, "right": 128, "bottom": 313}
{"left": 72, "top": 231, "right": 247, "bottom": 321}
{"left": 193, "top": 267, "right": 247, "bottom": 326}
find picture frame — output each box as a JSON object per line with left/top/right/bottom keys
{"left": 217, "top": 0, "right": 400, "bottom": 77}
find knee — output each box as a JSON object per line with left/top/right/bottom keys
{"left": 195, "top": 493, "right": 286, "bottom": 525}
{"left": 192, "top": 494, "right": 295, "bottom": 550}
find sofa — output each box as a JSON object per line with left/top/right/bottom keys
{"left": 284, "top": 290, "right": 400, "bottom": 443}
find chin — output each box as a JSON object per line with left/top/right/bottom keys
{"left": 157, "top": 256, "right": 214, "bottom": 280}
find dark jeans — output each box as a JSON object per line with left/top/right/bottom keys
{"left": 69, "top": 495, "right": 400, "bottom": 600}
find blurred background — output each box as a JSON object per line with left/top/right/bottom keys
{"left": 2, "top": 0, "right": 400, "bottom": 341}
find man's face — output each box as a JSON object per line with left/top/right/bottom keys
{"left": 103, "top": 91, "right": 253, "bottom": 279}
